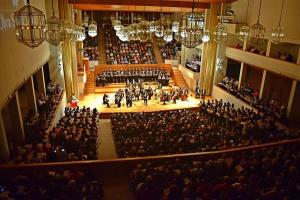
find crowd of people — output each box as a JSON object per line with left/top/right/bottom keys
{"left": 24, "top": 82, "right": 63, "bottom": 144}
{"left": 160, "top": 40, "right": 180, "bottom": 60}
{"left": 218, "top": 76, "right": 286, "bottom": 121}
{"left": 9, "top": 106, "right": 100, "bottom": 164}
{"left": 96, "top": 69, "right": 170, "bottom": 87}
{"left": 111, "top": 99, "right": 299, "bottom": 158}
{"left": 129, "top": 144, "right": 300, "bottom": 200}
{"left": 105, "top": 30, "right": 157, "bottom": 64}
{"left": 83, "top": 36, "right": 99, "bottom": 61}
{"left": 0, "top": 170, "right": 103, "bottom": 199}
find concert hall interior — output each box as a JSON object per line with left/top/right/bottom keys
{"left": 1, "top": 0, "right": 300, "bottom": 199}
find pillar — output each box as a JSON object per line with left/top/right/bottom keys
{"left": 2, "top": 93, "right": 25, "bottom": 144}
{"left": 266, "top": 40, "right": 272, "bottom": 57}
{"left": 238, "top": 63, "right": 247, "bottom": 89}
{"left": 24, "top": 76, "right": 38, "bottom": 115}
{"left": 0, "top": 113, "right": 9, "bottom": 162}
{"left": 286, "top": 80, "right": 297, "bottom": 118}
{"left": 259, "top": 70, "right": 267, "bottom": 99}
{"left": 59, "top": 0, "right": 79, "bottom": 98}
{"left": 200, "top": 4, "right": 218, "bottom": 94}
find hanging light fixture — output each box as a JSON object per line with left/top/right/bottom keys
{"left": 82, "top": 12, "right": 89, "bottom": 28}
{"left": 113, "top": 12, "right": 122, "bottom": 31}
{"left": 14, "top": 0, "right": 45, "bottom": 48}
{"left": 149, "top": 12, "right": 156, "bottom": 32}
{"left": 271, "top": 0, "right": 285, "bottom": 44}
{"left": 154, "top": 0, "right": 165, "bottom": 38}
{"left": 88, "top": 11, "right": 97, "bottom": 37}
{"left": 249, "top": 0, "right": 265, "bottom": 44}
{"left": 171, "top": 21, "right": 180, "bottom": 33}
{"left": 44, "top": 0, "right": 63, "bottom": 46}
{"left": 181, "top": 0, "right": 204, "bottom": 48}
{"left": 75, "top": 25, "right": 86, "bottom": 41}
{"left": 238, "top": 0, "right": 250, "bottom": 41}
{"left": 202, "top": 30, "right": 210, "bottom": 42}
{"left": 213, "top": 3, "right": 228, "bottom": 43}
{"left": 163, "top": 29, "right": 173, "bottom": 43}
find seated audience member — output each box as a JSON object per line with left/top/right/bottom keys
{"left": 0, "top": 170, "right": 104, "bottom": 199}
{"left": 9, "top": 107, "right": 100, "bottom": 164}
{"left": 111, "top": 100, "right": 299, "bottom": 158}
{"left": 129, "top": 145, "right": 300, "bottom": 200}
{"left": 105, "top": 29, "right": 157, "bottom": 64}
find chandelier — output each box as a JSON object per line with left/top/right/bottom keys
{"left": 14, "top": 0, "right": 45, "bottom": 48}
{"left": 271, "top": 0, "right": 285, "bottom": 44}
{"left": 82, "top": 12, "right": 89, "bottom": 28}
{"left": 44, "top": 0, "right": 63, "bottom": 46}
{"left": 202, "top": 30, "right": 210, "bottom": 42}
{"left": 180, "top": 0, "right": 204, "bottom": 48}
{"left": 163, "top": 29, "right": 173, "bottom": 43}
{"left": 88, "top": 11, "right": 97, "bottom": 37}
{"left": 74, "top": 25, "right": 86, "bottom": 41}
{"left": 171, "top": 21, "right": 180, "bottom": 33}
{"left": 249, "top": 0, "right": 265, "bottom": 44}
{"left": 213, "top": 3, "right": 228, "bottom": 43}
{"left": 238, "top": 0, "right": 250, "bottom": 41}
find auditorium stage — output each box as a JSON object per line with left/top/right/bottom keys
{"left": 79, "top": 91, "right": 211, "bottom": 114}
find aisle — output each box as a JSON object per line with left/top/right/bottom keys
{"left": 97, "top": 119, "right": 118, "bottom": 159}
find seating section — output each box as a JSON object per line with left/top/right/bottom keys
{"left": 218, "top": 77, "right": 286, "bottom": 121}
{"left": 129, "top": 144, "right": 300, "bottom": 200}
{"left": 9, "top": 107, "right": 100, "bottom": 163}
{"left": 25, "top": 83, "right": 63, "bottom": 142}
{"left": 111, "top": 100, "right": 299, "bottom": 158}
{"left": 83, "top": 35, "right": 99, "bottom": 61}
{"left": 105, "top": 29, "right": 157, "bottom": 64}
{"left": 0, "top": 170, "right": 103, "bottom": 199}
{"left": 159, "top": 40, "right": 180, "bottom": 60}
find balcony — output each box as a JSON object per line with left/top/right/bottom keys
{"left": 226, "top": 47, "right": 300, "bottom": 81}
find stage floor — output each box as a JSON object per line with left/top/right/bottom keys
{"left": 79, "top": 92, "right": 211, "bottom": 113}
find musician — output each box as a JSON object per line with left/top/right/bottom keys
{"left": 103, "top": 94, "right": 110, "bottom": 108}
{"left": 201, "top": 89, "right": 206, "bottom": 99}
{"left": 143, "top": 93, "right": 148, "bottom": 106}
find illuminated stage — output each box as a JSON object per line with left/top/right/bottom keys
{"left": 79, "top": 86, "right": 210, "bottom": 114}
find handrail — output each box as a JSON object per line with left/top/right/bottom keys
{"left": 1, "top": 138, "right": 299, "bottom": 170}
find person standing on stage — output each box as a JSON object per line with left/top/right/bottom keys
{"left": 103, "top": 94, "right": 110, "bottom": 108}
{"left": 143, "top": 92, "right": 148, "bottom": 106}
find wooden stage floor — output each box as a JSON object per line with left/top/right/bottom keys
{"left": 79, "top": 87, "right": 211, "bottom": 113}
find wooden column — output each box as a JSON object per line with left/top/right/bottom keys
{"left": 238, "top": 62, "right": 247, "bottom": 89}
{"left": 15, "top": 91, "right": 25, "bottom": 142}
{"left": 24, "top": 76, "right": 38, "bottom": 115}
{"left": 0, "top": 113, "right": 9, "bottom": 162}
{"left": 266, "top": 40, "right": 272, "bottom": 57}
{"left": 259, "top": 70, "right": 267, "bottom": 99}
{"left": 287, "top": 80, "right": 297, "bottom": 118}
{"left": 59, "top": 0, "right": 79, "bottom": 98}
{"left": 200, "top": 3, "right": 218, "bottom": 94}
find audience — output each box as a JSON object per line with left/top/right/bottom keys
{"left": 160, "top": 40, "right": 180, "bottom": 60}
{"left": 105, "top": 29, "right": 157, "bottom": 64}
{"left": 83, "top": 35, "right": 99, "bottom": 61}
{"left": 9, "top": 106, "right": 100, "bottom": 164}
{"left": 111, "top": 100, "right": 299, "bottom": 158}
{"left": 129, "top": 144, "right": 300, "bottom": 200}
{"left": 0, "top": 170, "right": 103, "bottom": 199}
{"left": 218, "top": 77, "right": 286, "bottom": 121}
{"left": 25, "top": 83, "right": 63, "bottom": 144}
